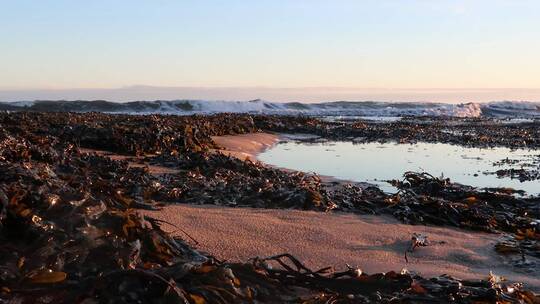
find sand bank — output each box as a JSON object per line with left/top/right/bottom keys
{"left": 211, "top": 132, "right": 280, "bottom": 161}
{"left": 145, "top": 204, "right": 539, "bottom": 290}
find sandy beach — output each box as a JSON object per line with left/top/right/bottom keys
{"left": 144, "top": 132, "right": 540, "bottom": 290}
{"left": 4, "top": 112, "right": 539, "bottom": 302}
{"left": 145, "top": 205, "right": 540, "bottom": 290}
{"left": 6, "top": 4, "right": 540, "bottom": 301}
{"left": 211, "top": 132, "right": 281, "bottom": 161}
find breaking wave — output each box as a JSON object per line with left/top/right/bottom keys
{"left": 1, "top": 99, "right": 540, "bottom": 118}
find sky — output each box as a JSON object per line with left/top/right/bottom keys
{"left": 1, "top": 1, "right": 540, "bottom": 102}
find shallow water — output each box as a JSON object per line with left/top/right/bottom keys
{"left": 319, "top": 115, "right": 402, "bottom": 122}
{"left": 258, "top": 140, "right": 540, "bottom": 195}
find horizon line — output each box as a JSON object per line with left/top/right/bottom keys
{"left": 1, "top": 86, "right": 540, "bottom": 104}
{"left": 2, "top": 85, "right": 540, "bottom": 91}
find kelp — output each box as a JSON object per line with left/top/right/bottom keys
{"left": 149, "top": 152, "right": 335, "bottom": 211}
{"left": 0, "top": 112, "right": 257, "bottom": 156}
{"left": 485, "top": 155, "right": 540, "bottom": 182}
{"left": 1, "top": 111, "right": 539, "bottom": 302}
{"left": 0, "top": 150, "right": 537, "bottom": 303}
{"left": 253, "top": 115, "right": 540, "bottom": 149}
{"left": 404, "top": 233, "right": 430, "bottom": 263}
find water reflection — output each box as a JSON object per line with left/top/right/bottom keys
{"left": 258, "top": 141, "right": 539, "bottom": 195}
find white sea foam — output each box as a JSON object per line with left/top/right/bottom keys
{"left": 2, "top": 99, "right": 540, "bottom": 118}
{"left": 10, "top": 100, "right": 36, "bottom": 107}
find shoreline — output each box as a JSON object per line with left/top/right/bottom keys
{"left": 212, "top": 132, "right": 373, "bottom": 187}
{"left": 147, "top": 132, "right": 540, "bottom": 290}
{"left": 4, "top": 112, "right": 539, "bottom": 301}
{"left": 80, "top": 131, "right": 540, "bottom": 291}
{"left": 211, "top": 132, "right": 281, "bottom": 161}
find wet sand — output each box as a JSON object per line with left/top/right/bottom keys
{"left": 211, "top": 132, "right": 367, "bottom": 187}
{"left": 211, "top": 132, "right": 280, "bottom": 161}
{"left": 102, "top": 132, "right": 536, "bottom": 291}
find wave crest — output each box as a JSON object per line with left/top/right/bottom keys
{"left": 2, "top": 99, "right": 540, "bottom": 118}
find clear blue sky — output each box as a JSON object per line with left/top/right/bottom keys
{"left": 1, "top": 1, "right": 539, "bottom": 92}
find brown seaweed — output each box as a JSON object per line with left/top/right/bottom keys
{"left": 1, "top": 111, "right": 539, "bottom": 302}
